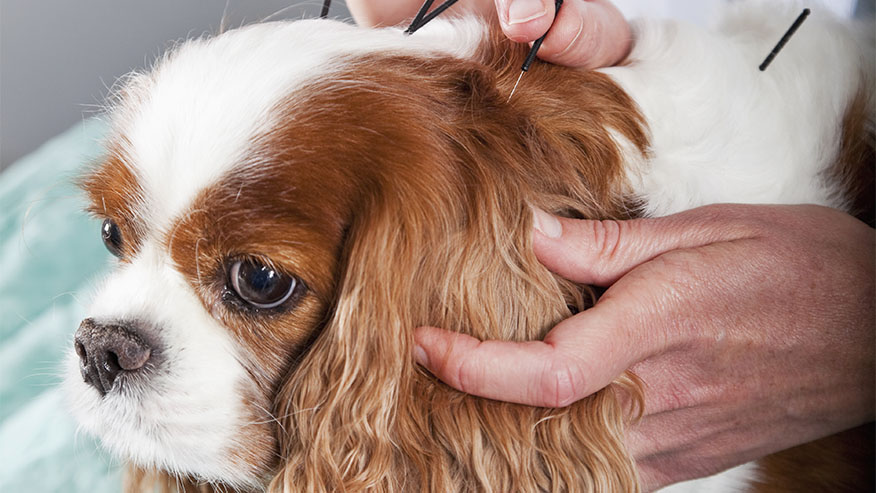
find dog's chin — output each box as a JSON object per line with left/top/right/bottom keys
{"left": 63, "top": 350, "right": 271, "bottom": 491}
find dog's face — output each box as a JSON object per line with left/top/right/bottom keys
{"left": 64, "top": 19, "right": 492, "bottom": 489}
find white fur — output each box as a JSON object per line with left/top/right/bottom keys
{"left": 602, "top": 2, "right": 873, "bottom": 216}
{"left": 64, "top": 242, "right": 259, "bottom": 489}
{"left": 661, "top": 463, "right": 761, "bottom": 492}
{"left": 66, "top": 4, "right": 871, "bottom": 491}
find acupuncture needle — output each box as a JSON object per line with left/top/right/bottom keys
{"left": 508, "top": 0, "right": 564, "bottom": 101}
{"left": 758, "top": 8, "right": 810, "bottom": 71}
{"left": 405, "top": 0, "right": 460, "bottom": 34}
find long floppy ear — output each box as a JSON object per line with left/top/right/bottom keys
{"left": 270, "top": 188, "right": 441, "bottom": 492}
{"left": 271, "top": 184, "right": 643, "bottom": 492}
{"left": 269, "top": 36, "right": 647, "bottom": 491}
{"left": 124, "top": 465, "right": 220, "bottom": 493}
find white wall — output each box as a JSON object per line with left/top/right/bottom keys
{"left": 0, "top": 1, "right": 352, "bottom": 170}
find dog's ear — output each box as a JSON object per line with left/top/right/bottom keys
{"left": 270, "top": 180, "right": 643, "bottom": 492}
{"left": 271, "top": 189, "right": 436, "bottom": 492}
{"left": 268, "top": 46, "right": 647, "bottom": 491}
{"left": 124, "top": 465, "right": 219, "bottom": 493}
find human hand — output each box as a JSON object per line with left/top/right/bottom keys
{"left": 346, "top": 0, "right": 631, "bottom": 68}
{"left": 414, "top": 204, "right": 875, "bottom": 489}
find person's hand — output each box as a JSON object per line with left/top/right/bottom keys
{"left": 414, "top": 204, "right": 875, "bottom": 489}
{"left": 346, "top": 0, "right": 631, "bottom": 69}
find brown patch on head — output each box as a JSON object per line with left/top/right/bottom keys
{"left": 829, "top": 87, "right": 875, "bottom": 226}
{"left": 79, "top": 140, "right": 147, "bottom": 260}
{"left": 162, "top": 156, "right": 356, "bottom": 474}
{"left": 166, "top": 167, "right": 348, "bottom": 367}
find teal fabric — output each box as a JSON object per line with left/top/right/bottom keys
{"left": 0, "top": 119, "right": 122, "bottom": 492}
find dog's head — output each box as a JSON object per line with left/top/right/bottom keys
{"left": 66, "top": 17, "right": 646, "bottom": 492}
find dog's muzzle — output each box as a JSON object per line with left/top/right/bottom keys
{"left": 74, "top": 318, "right": 152, "bottom": 396}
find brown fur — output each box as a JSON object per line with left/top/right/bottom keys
{"left": 94, "top": 22, "right": 648, "bottom": 492}
{"left": 85, "top": 18, "right": 872, "bottom": 493}
{"left": 752, "top": 424, "right": 875, "bottom": 492}
{"left": 80, "top": 141, "right": 146, "bottom": 261}
{"left": 828, "top": 87, "right": 875, "bottom": 227}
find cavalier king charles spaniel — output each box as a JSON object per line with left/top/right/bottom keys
{"left": 66, "top": 2, "right": 873, "bottom": 491}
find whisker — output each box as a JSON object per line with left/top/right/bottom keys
{"left": 260, "top": 4, "right": 302, "bottom": 23}
{"left": 52, "top": 290, "right": 86, "bottom": 307}
{"left": 166, "top": 207, "right": 207, "bottom": 255}
{"left": 219, "top": 0, "right": 231, "bottom": 34}
{"left": 194, "top": 237, "right": 206, "bottom": 284}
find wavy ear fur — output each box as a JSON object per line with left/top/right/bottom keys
{"left": 124, "top": 466, "right": 221, "bottom": 493}
{"left": 271, "top": 26, "right": 649, "bottom": 492}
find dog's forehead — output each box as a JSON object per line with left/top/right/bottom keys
{"left": 109, "top": 18, "right": 483, "bottom": 232}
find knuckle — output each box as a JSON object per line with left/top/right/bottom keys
{"left": 590, "top": 219, "right": 623, "bottom": 258}
{"left": 454, "top": 352, "right": 481, "bottom": 395}
{"left": 541, "top": 357, "right": 586, "bottom": 407}
{"left": 566, "top": 13, "right": 605, "bottom": 66}
{"left": 574, "top": 17, "right": 602, "bottom": 56}
{"left": 584, "top": 219, "right": 626, "bottom": 280}
{"left": 659, "top": 386, "right": 696, "bottom": 413}
{"left": 652, "top": 380, "right": 715, "bottom": 414}
{"left": 549, "top": 18, "right": 584, "bottom": 55}
{"left": 691, "top": 204, "right": 768, "bottom": 239}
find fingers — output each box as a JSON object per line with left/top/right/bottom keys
{"left": 414, "top": 298, "right": 644, "bottom": 407}
{"left": 412, "top": 204, "right": 766, "bottom": 407}
{"left": 347, "top": 0, "right": 419, "bottom": 27}
{"left": 494, "top": 0, "right": 556, "bottom": 42}
{"left": 531, "top": 205, "right": 762, "bottom": 286}
{"left": 349, "top": 0, "right": 630, "bottom": 69}
{"left": 495, "top": 0, "right": 631, "bottom": 68}
{"left": 349, "top": 0, "right": 494, "bottom": 27}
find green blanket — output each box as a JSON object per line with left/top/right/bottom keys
{"left": 0, "top": 119, "right": 121, "bottom": 492}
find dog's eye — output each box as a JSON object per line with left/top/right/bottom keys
{"left": 101, "top": 219, "right": 123, "bottom": 258}
{"left": 229, "top": 260, "right": 297, "bottom": 309}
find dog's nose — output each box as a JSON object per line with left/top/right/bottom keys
{"left": 74, "top": 318, "right": 152, "bottom": 396}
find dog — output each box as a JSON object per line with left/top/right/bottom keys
{"left": 65, "top": 2, "right": 873, "bottom": 491}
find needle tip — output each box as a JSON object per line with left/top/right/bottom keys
{"left": 508, "top": 71, "right": 524, "bottom": 102}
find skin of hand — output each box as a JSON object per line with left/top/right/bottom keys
{"left": 414, "top": 204, "right": 875, "bottom": 489}
{"left": 345, "top": 0, "right": 631, "bottom": 69}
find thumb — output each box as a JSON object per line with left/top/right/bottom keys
{"left": 414, "top": 296, "right": 642, "bottom": 407}
{"left": 531, "top": 205, "right": 759, "bottom": 286}
{"left": 494, "top": 0, "right": 631, "bottom": 69}
{"left": 537, "top": 0, "right": 632, "bottom": 69}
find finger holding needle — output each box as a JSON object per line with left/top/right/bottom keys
{"left": 496, "top": 0, "right": 631, "bottom": 69}
{"left": 348, "top": 0, "right": 631, "bottom": 70}
{"left": 508, "top": 0, "right": 563, "bottom": 100}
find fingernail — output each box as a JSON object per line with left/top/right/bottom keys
{"left": 532, "top": 206, "right": 562, "bottom": 238}
{"left": 414, "top": 345, "right": 429, "bottom": 367}
{"left": 507, "top": 0, "right": 547, "bottom": 25}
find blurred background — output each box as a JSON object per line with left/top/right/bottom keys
{"left": 0, "top": 1, "right": 353, "bottom": 171}
{"left": 1, "top": 0, "right": 862, "bottom": 171}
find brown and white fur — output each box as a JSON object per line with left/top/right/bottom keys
{"left": 65, "top": 2, "right": 874, "bottom": 492}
